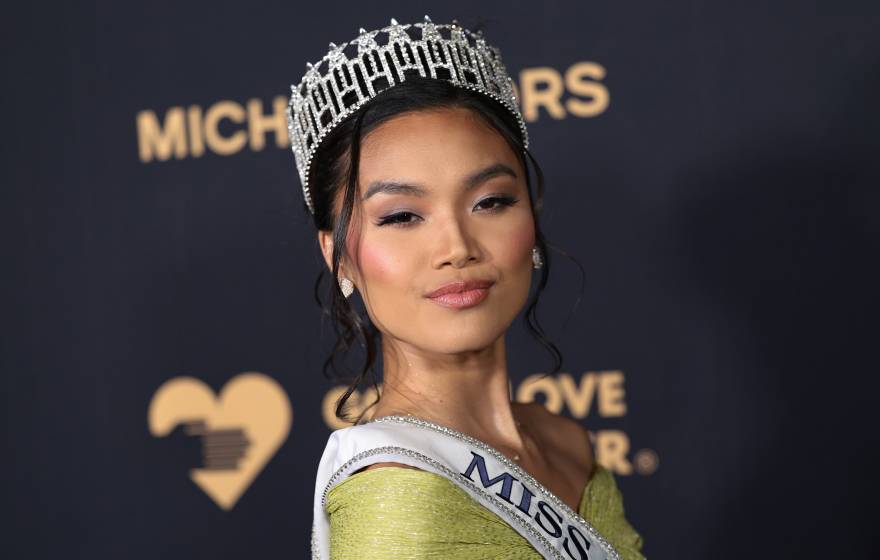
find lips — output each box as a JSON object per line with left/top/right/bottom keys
{"left": 425, "top": 279, "right": 495, "bottom": 310}
{"left": 425, "top": 279, "right": 495, "bottom": 298}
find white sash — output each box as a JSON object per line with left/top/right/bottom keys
{"left": 311, "top": 415, "right": 621, "bottom": 560}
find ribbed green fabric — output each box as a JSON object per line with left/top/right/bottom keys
{"left": 326, "top": 463, "right": 645, "bottom": 559}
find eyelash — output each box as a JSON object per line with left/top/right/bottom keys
{"left": 375, "top": 195, "right": 520, "bottom": 228}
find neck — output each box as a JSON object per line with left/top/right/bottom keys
{"left": 370, "top": 333, "right": 525, "bottom": 451}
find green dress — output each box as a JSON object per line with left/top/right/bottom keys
{"left": 326, "top": 462, "right": 646, "bottom": 559}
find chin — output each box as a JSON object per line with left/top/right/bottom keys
{"left": 419, "top": 321, "right": 509, "bottom": 353}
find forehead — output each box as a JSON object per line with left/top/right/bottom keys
{"left": 357, "top": 107, "right": 518, "bottom": 182}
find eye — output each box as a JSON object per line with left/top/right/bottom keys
{"left": 475, "top": 195, "right": 519, "bottom": 212}
{"left": 375, "top": 211, "right": 422, "bottom": 228}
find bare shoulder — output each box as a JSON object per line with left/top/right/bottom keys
{"left": 517, "top": 401, "right": 594, "bottom": 469}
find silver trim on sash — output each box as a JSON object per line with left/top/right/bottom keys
{"left": 312, "top": 414, "right": 621, "bottom": 560}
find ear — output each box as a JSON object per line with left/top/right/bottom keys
{"left": 317, "top": 229, "right": 336, "bottom": 275}
{"left": 317, "top": 229, "right": 356, "bottom": 284}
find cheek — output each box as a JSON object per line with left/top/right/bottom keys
{"left": 349, "top": 233, "right": 407, "bottom": 286}
{"left": 359, "top": 243, "right": 396, "bottom": 279}
{"left": 499, "top": 219, "right": 536, "bottom": 267}
{"left": 342, "top": 219, "right": 388, "bottom": 281}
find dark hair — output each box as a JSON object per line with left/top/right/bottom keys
{"left": 307, "top": 73, "right": 566, "bottom": 424}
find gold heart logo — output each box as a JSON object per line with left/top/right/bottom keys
{"left": 148, "top": 372, "right": 292, "bottom": 510}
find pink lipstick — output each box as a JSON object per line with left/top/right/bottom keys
{"left": 425, "top": 279, "right": 494, "bottom": 309}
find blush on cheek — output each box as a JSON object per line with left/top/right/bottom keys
{"left": 507, "top": 221, "right": 536, "bottom": 265}
{"left": 352, "top": 238, "right": 400, "bottom": 283}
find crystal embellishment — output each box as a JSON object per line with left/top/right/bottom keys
{"left": 287, "top": 15, "right": 530, "bottom": 215}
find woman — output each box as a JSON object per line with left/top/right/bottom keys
{"left": 287, "top": 16, "right": 646, "bottom": 560}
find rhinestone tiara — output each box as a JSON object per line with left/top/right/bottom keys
{"left": 286, "top": 15, "right": 530, "bottom": 215}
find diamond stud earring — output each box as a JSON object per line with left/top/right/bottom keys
{"left": 532, "top": 246, "right": 544, "bottom": 269}
{"left": 338, "top": 276, "right": 354, "bottom": 298}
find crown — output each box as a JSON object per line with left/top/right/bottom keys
{"left": 286, "top": 15, "right": 529, "bottom": 215}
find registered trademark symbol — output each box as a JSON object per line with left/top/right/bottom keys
{"left": 634, "top": 448, "right": 658, "bottom": 475}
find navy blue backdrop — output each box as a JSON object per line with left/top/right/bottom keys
{"left": 5, "top": 1, "right": 878, "bottom": 558}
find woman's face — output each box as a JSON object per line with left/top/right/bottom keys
{"left": 319, "top": 106, "right": 536, "bottom": 355}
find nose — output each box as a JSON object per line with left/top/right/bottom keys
{"left": 432, "top": 213, "right": 481, "bottom": 269}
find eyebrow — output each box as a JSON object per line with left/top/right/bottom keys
{"left": 361, "top": 162, "right": 518, "bottom": 202}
